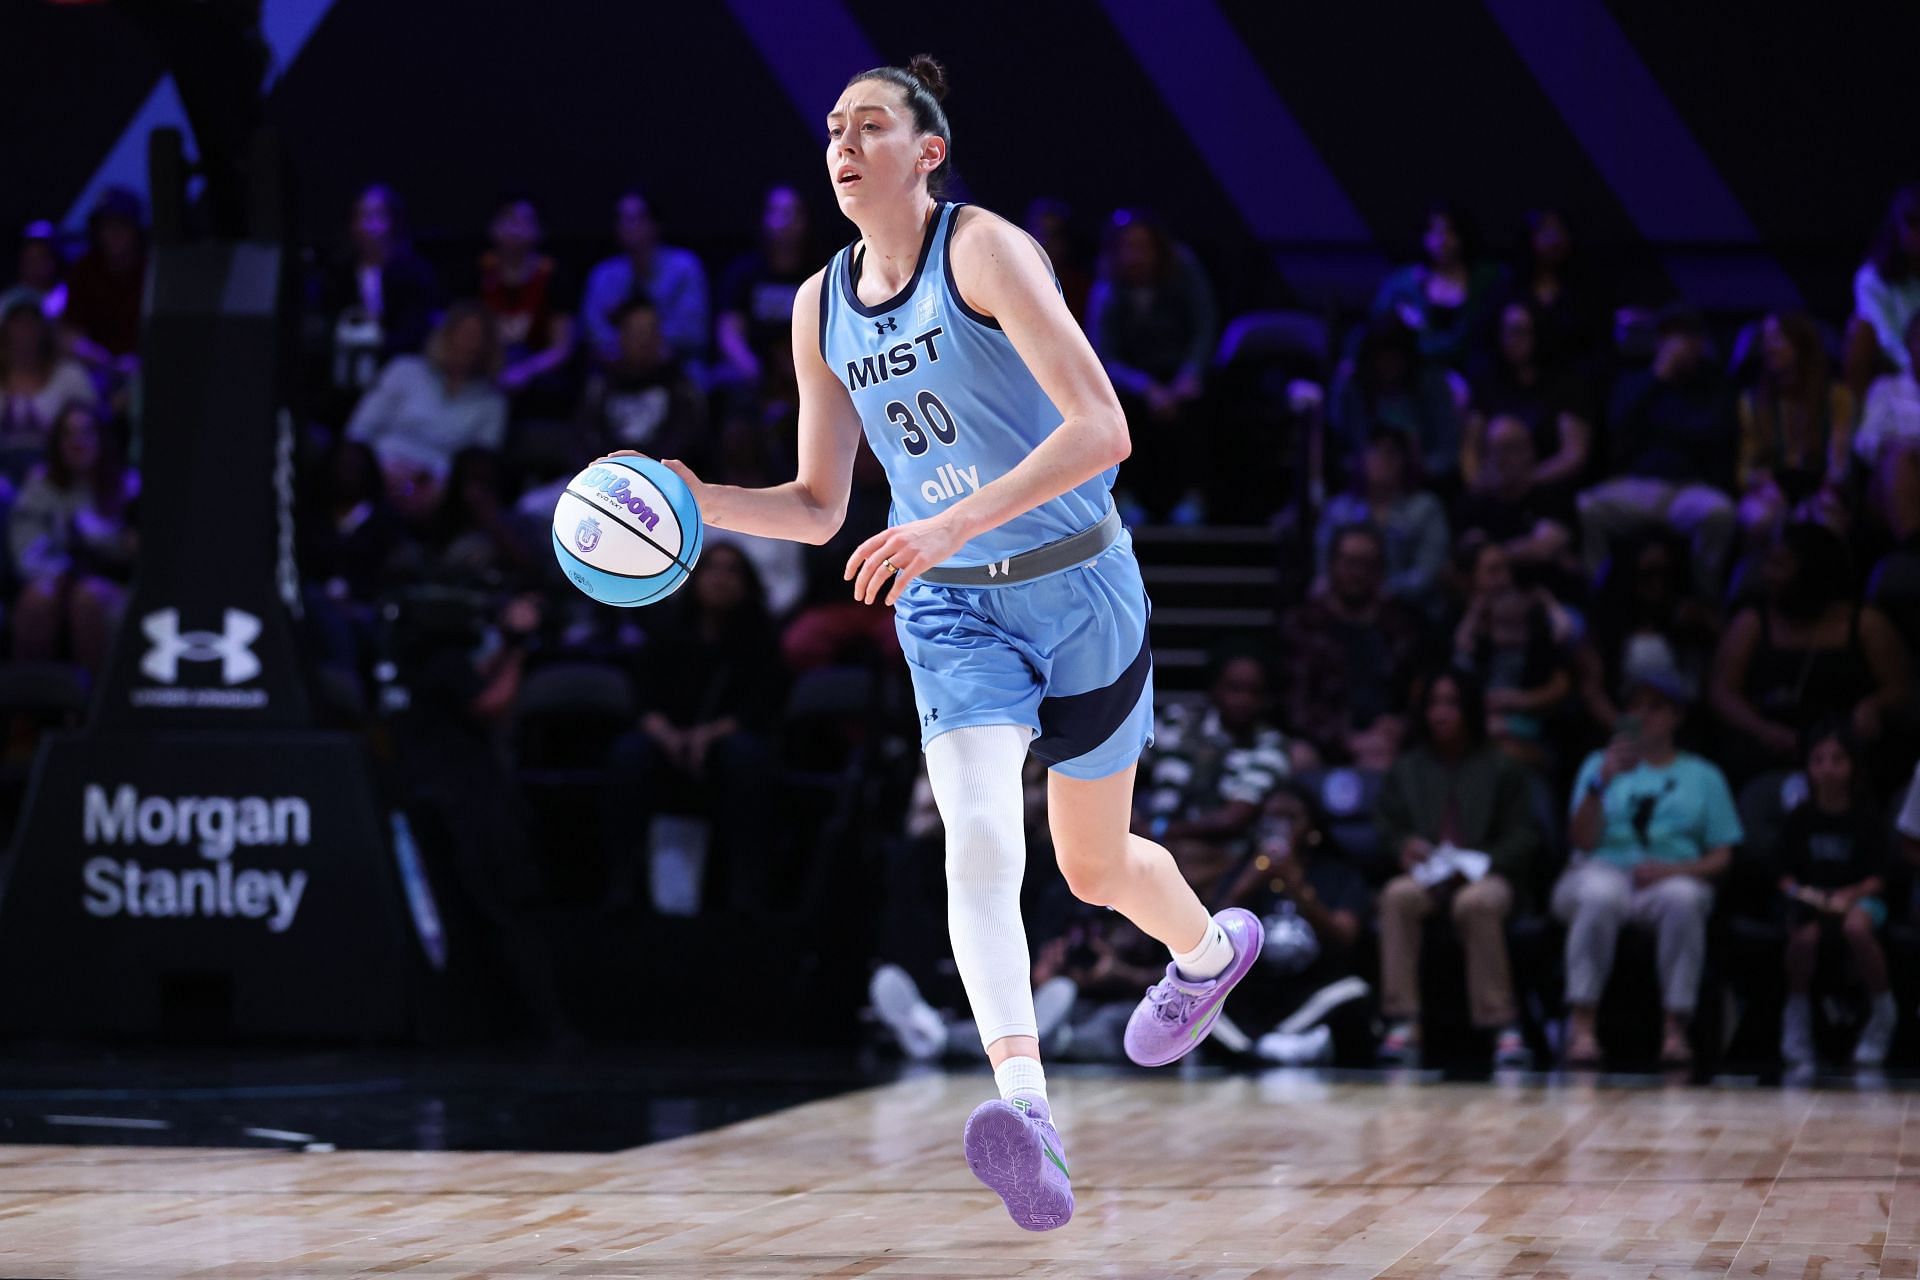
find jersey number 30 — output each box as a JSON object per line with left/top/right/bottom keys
{"left": 887, "top": 389, "right": 960, "bottom": 458}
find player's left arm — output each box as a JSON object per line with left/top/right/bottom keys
{"left": 847, "top": 208, "right": 1131, "bottom": 605}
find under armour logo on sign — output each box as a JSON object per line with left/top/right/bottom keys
{"left": 140, "top": 608, "right": 263, "bottom": 685}
{"left": 874, "top": 317, "right": 897, "bottom": 335}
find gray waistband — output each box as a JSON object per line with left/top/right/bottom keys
{"left": 918, "top": 505, "right": 1122, "bottom": 587}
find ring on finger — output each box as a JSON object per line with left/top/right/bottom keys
{"left": 881, "top": 558, "right": 897, "bottom": 574}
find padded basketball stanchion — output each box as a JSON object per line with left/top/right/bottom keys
{"left": 0, "top": 127, "right": 416, "bottom": 1041}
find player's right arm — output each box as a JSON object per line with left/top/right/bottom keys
{"left": 623, "top": 270, "right": 861, "bottom": 546}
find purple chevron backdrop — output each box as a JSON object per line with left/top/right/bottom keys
{"left": 8, "top": 0, "right": 1913, "bottom": 313}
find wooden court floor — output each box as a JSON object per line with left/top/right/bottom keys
{"left": 3, "top": 1072, "right": 1920, "bottom": 1278}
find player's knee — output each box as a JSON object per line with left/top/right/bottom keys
{"left": 942, "top": 808, "right": 1023, "bottom": 891}
{"left": 1054, "top": 844, "right": 1121, "bottom": 907}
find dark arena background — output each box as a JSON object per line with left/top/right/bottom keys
{"left": 4, "top": 1, "right": 1920, "bottom": 1275}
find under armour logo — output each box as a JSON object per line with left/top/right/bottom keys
{"left": 922, "top": 708, "right": 939, "bottom": 727}
{"left": 874, "top": 317, "right": 897, "bottom": 335}
{"left": 140, "top": 608, "right": 262, "bottom": 685}
{"left": 983, "top": 559, "right": 1013, "bottom": 579}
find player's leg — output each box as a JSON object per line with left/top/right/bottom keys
{"left": 1047, "top": 761, "right": 1264, "bottom": 1067}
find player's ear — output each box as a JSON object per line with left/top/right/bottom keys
{"left": 920, "top": 134, "right": 947, "bottom": 174}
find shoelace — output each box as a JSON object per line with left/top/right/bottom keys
{"left": 1147, "top": 980, "right": 1205, "bottom": 1024}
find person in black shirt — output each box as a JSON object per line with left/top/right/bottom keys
{"left": 1779, "top": 722, "right": 1895, "bottom": 1068}
{"left": 715, "top": 185, "right": 814, "bottom": 407}
{"left": 1455, "top": 415, "right": 1580, "bottom": 598}
{"left": 576, "top": 297, "right": 708, "bottom": 468}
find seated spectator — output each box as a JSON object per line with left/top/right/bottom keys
{"left": 1574, "top": 530, "right": 1721, "bottom": 734}
{"left": 1375, "top": 669, "right": 1542, "bottom": 1066}
{"left": 1555, "top": 638, "right": 1741, "bottom": 1067}
{"left": 1709, "top": 522, "right": 1908, "bottom": 784}
{"left": 1578, "top": 306, "right": 1737, "bottom": 594}
{"left": 1455, "top": 415, "right": 1579, "bottom": 598}
{"left": 13, "top": 221, "right": 67, "bottom": 320}
{"left": 1777, "top": 722, "right": 1895, "bottom": 1069}
{"left": 1461, "top": 299, "right": 1592, "bottom": 494}
{"left": 313, "top": 184, "right": 441, "bottom": 425}
{"left": 1496, "top": 208, "right": 1603, "bottom": 373}
{"left": 0, "top": 288, "right": 95, "bottom": 475}
{"left": 1024, "top": 197, "right": 1091, "bottom": 322}
{"left": 1087, "top": 208, "right": 1217, "bottom": 524}
{"left": 1330, "top": 312, "right": 1465, "bottom": 487}
{"left": 1370, "top": 204, "right": 1503, "bottom": 373}
{"left": 1451, "top": 539, "right": 1570, "bottom": 768}
{"left": 1280, "top": 522, "right": 1428, "bottom": 769}
{"left": 1134, "top": 647, "right": 1302, "bottom": 892}
{"left": 1314, "top": 427, "right": 1449, "bottom": 618}
{"left": 298, "top": 439, "right": 409, "bottom": 672}
{"left": 346, "top": 301, "right": 507, "bottom": 522}
{"left": 601, "top": 543, "right": 784, "bottom": 913}
{"left": 581, "top": 191, "right": 710, "bottom": 371}
{"left": 9, "top": 402, "right": 138, "bottom": 671}
{"left": 715, "top": 185, "right": 812, "bottom": 403}
{"left": 61, "top": 187, "right": 145, "bottom": 403}
{"left": 476, "top": 194, "right": 577, "bottom": 416}
{"left": 1854, "top": 311, "right": 1920, "bottom": 466}
{"left": 434, "top": 447, "right": 536, "bottom": 584}
{"left": 1736, "top": 310, "right": 1854, "bottom": 539}
{"left": 1844, "top": 183, "right": 1920, "bottom": 401}
{"left": 577, "top": 298, "right": 707, "bottom": 464}
{"left": 1224, "top": 780, "right": 1374, "bottom": 1066}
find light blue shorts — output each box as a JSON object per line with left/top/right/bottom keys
{"left": 892, "top": 535, "right": 1154, "bottom": 780}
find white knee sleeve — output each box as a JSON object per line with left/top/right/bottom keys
{"left": 925, "top": 724, "right": 1036, "bottom": 1049}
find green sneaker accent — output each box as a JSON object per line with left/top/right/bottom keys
{"left": 1040, "top": 1138, "right": 1069, "bottom": 1179}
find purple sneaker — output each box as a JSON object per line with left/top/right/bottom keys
{"left": 1123, "top": 907, "right": 1264, "bottom": 1067}
{"left": 963, "top": 1091, "right": 1073, "bottom": 1231}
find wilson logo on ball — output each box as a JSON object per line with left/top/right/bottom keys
{"left": 582, "top": 466, "right": 662, "bottom": 531}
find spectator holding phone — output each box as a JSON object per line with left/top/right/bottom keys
{"left": 1778, "top": 721, "right": 1895, "bottom": 1068}
{"left": 1554, "top": 635, "right": 1741, "bottom": 1067}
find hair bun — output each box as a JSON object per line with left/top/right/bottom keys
{"left": 907, "top": 54, "right": 949, "bottom": 102}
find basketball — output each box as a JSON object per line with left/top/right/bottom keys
{"left": 551, "top": 455, "right": 703, "bottom": 607}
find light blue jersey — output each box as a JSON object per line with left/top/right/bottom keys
{"left": 819, "top": 202, "right": 1116, "bottom": 568}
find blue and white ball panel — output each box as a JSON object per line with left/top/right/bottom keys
{"left": 551, "top": 456, "right": 703, "bottom": 607}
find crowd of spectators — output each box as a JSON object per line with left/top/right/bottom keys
{"left": 12, "top": 177, "right": 1920, "bottom": 1072}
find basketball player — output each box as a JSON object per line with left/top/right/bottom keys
{"left": 607, "top": 57, "right": 1260, "bottom": 1230}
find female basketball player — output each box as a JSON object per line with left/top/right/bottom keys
{"left": 609, "top": 56, "right": 1260, "bottom": 1230}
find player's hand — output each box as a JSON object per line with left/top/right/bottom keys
{"left": 845, "top": 511, "right": 968, "bottom": 607}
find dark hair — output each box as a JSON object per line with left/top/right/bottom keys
{"left": 1802, "top": 715, "right": 1857, "bottom": 765}
{"left": 1776, "top": 520, "right": 1856, "bottom": 606}
{"left": 1420, "top": 202, "right": 1480, "bottom": 265}
{"left": 1355, "top": 310, "right": 1419, "bottom": 399}
{"left": 1868, "top": 183, "right": 1920, "bottom": 283}
{"left": 86, "top": 186, "right": 144, "bottom": 256}
{"left": 0, "top": 293, "right": 56, "bottom": 376}
{"left": 1204, "top": 640, "right": 1275, "bottom": 691}
{"left": 610, "top": 294, "right": 659, "bottom": 328}
{"left": 685, "top": 540, "right": 772, "bottom": 633}
{"left": 46, "top": 400, "right": 130, "bottom": 516}
{"left": 1266, "top": 777, "right": 1332, "bottom": 854}
{"left": 350, "top": 183, "right": 411, "bottom": 247}
{"left": 1329, "top": 520, "right": 1385, "bottom": 562}
{"left": 492, "top": 191, "right": 539, "bottom": 219}
{"left": 844, "top": 55, "right": 953, "bottom": 198}
{"left": 1418, "top": 665, "right": 1489, "bottom": 750}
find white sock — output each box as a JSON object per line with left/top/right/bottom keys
{"left": 994, "top": 1054, "right": 1047, "bottom": 1106}
{"left": 1172, "top": 919, "right": 1234, "bottom": 982}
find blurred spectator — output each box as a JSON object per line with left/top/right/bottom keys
{"left": 9, "top": 402, "right": 138, "bottom": 671}
{"left": 1375, "top": 669, "right": 1542, "bottom": 1065}
{"left": 1854, "top": 311, "right": 1920, "bottom": 466}
{"left": 715, "top": 185, "right": 812, "bottom": 400}
{"left": 0, "top": 288, "right": 96, "bottom": 473}
{"left": 13, "top": 221, "right": 67, "bottom": 320}
{"left": 1574, "top": 530, "right": 1721, "bottom": 734}
{"left": 1497, "top": 208, "right": 1602, "bottom": 369}
{"left": 1024, "top": 197, "right": 1090, "bottom": 322}
{"left": 315, "top": 184, "right": 440, "bottom": 423}
{"left": 1556, "top": 638, "right": 1740, "bottom": 1067}
{"left": 1578, "top": 306, "right": 1736, "bottom": 595}
{"left": 1314, "top": 426, "right": 1449, "bottom": 618}
{"left": 1736, "top": 310, "right": 1854, "bottom": 538}
{"left": 601, "top": 543, "right": 784, "bottom": 913}
{"left": 1451, "top": 539, "right": 1570, "bottom": 768}
{"left": 1844, "top": 183, "right": 1920, "bottom": 398}
{"left": 476, "top": 195, "right": 577, "bottom": 416}
{"left": 298, "top": 439, "right": 408, "bottom": 672}
{"left": 1087, "top": 208, "right": 1217, "bottom": 524}
{"left": 1455, "top": 415, "right": 1579, "bottom": 598}
{"left": 1709, "top": 522, "right": 1907, "bottom": 783}
{"left": 1134, "top": 646, "right": 1302, "bottom": 893}
{"left": 1370, "top": 204, "right": 1503, "bottom": 373}
{"left": 578, "top": 298, "right": 707, "bottom": 464}
{"left": 582, "top": 191, "right": 709, "bottom": 370}
{"left": 1461, "top": 299, "right": 1592, "bottom": 493}
{"left": 1777, "top": 722, "right": 1895, "bottom": 1068}
{"left": 1280, "top": 522, "right": 1428, "bottom": 769}
{"left": 1330, "top": 312, "right": 1465, "bottom": 486}
{"left": 1227, "top": 781, "right": 1374, "bottom": 1066}
{"left": 346, "top": 301, "right": 507, "bottom": 522}
{"left": 434, "top": 447, "right": 535, "bottom": 583}
{"left": 62, "top": 188, "right": 146, "bottom": 398}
